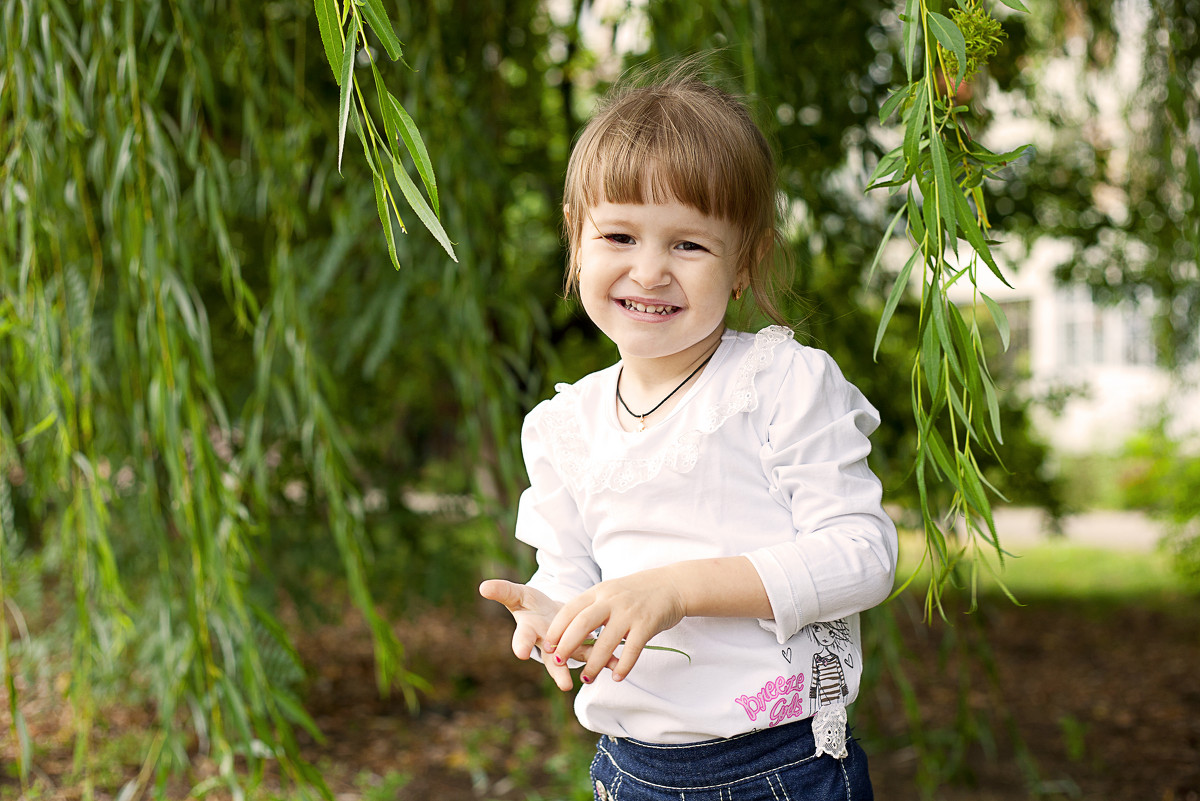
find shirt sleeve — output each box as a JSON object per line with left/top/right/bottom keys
{"left": 742, "top": 347, "right": 898, "bottom": 643}
{"left": 514, "top": 402, "right": 602, "bottom": 605}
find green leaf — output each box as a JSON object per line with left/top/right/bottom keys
{"left": 969, "top": 143, "right": 1032, "bottom": 166}
{"left": 16, "top": 411, "right": 58, "bottom": 444}
{"left": 950, "top": 183, "right": 1011, "bottom": 287}
{"left": 583, "top": 639, "right": 692, "bottom": 663}
{"left": 866, "top": 147, "right": 905, "bottom": 190}
{"left": 369, "top": 59, "right": 399, "bottom": 157}
{"left": 336, "top": 15, "right": 359, "bottom": 174}
{"left": 866, "top": 205, "right": 906, "bottom": 285}
{"left": 997, "top": 0, "right": 1029, "bottom": 12}
{"left": 390, "top": 153, "right": 457, "bottom": 262}
{"left": 875, "top": 249, "right": 918, "bottom": 360}
{"left": 902, "top": 0, "right": 919, "bottom": 81}
{"left": 387, "top": 93, "right": 440, "bottom": 218}
{"left": 360, "top": 0, "right": 403, "bottom": 61}
{"left": 927, "top": 11, "right": 968, "bottom": 85}
{"left": 313, "top": 0, "right": 343, "bottom": 81}
{"left": 980, "top": 292, "right": 1010, "bottom": 351}
{"left": 903, "top": 85, "right": 927, "bottom": 172}
{"left": 930, "top": 293, "right": 964, "bottom": 383}
{"left": 920, "top": 309, "right": 943, "bottom": 401}
{"left": 980, "top": 358, "right": 1005, "bottom": 444}
{"left": 879, "top": 83, "right": 914, "bottom": 125}
{"left": 929, "top": 131, "right": 957, "bottom": 248}
{"left": 372, "top": 172, "right": 402, "bottom": 270}
{"left": 907, "top": 187, "right": 926, "bottom": 244}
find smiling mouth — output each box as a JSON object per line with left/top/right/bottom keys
{"left": 621, "top": 299, "right": 680, "bottom": 315}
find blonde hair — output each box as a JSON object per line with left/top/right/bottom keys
{"left": 562, "top": 68, "right": 791, "bottom": 325}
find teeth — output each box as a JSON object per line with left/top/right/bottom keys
{"left": 623, "top": 299, "right": 676, "bottom": 315}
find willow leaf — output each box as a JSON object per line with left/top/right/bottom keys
{"left": 950, "top": 182, "right": 1010, "bottom": 286}
{"left": 313, "top": 0, "right": 343, "bottom": 81}
{"left": 875, "top": 248, "right": 918, "bottom": 359}
{"left": 980, "top": 292, "right": 1010, "bottom": 351}
{"left": 360, "top": 0, "right": 403, "bottom": 62}
{"left": 997, "top": 0, "right": 1030, "bottom": 11}
{"left": 866, "top": 147, "right": 905, "bottom": 190}
{"left": 927, "top": 11, "right": 967, "bottom": 85}
{"left": 391, "top": 153, "right": 457, "bottom": 262}
{"left": 336, "top": 15, "right": 358, "bottom": 174}
{"left": 387, "top": 93, "right": 440, "bottom": 217}
{"left": 930, "top": 294, "right": 964, "bottom": 383}
{"left": 920, "top": 317, "right": 944, "bottom": 410}
{"left": 583, "top": 639, "right": 692, "bottom": 663}
{"left": 902, "top": 0, "right": 919, "bottom": 81}
{"left": 866, "top": 205, "right": 906, "bottom": 285}
{"left": 372, "top": 172, "right": 401, "bottom": 270}
{"left": 969, "top": 142, "right": 1032, "bottom": 166}
{"left": 16, "top": 411, "right": 58, "bottom": 444}
{"left": 980, "top": 360, "right": 1004, "bottom": 445}
{"left": 902, "top": 86, "right": 926, "bottom": 171}
{"left": 929, "top": 132, "right": 957, "bottom": 248}
{"left": 879, "top": 82, "right": 914, "bottom": 125}
{"left": 907, "top": 186, "right": 926, "bottom": 244}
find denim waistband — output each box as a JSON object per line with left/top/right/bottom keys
{"left": 596, "top": 719, "right": 822, "bottom": 790}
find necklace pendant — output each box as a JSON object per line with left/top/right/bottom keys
{"left": 637, "top": 416, "right": 646, "bottom": 432}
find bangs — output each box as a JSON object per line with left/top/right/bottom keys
{"left": 571, "top": 102, "right": 748, "bottom": 224}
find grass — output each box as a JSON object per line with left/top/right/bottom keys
{"left": 895, "top": 530, "right": 1196, "bottom": 614}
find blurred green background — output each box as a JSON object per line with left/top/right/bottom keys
{"left": 2, "top": 0, "right": 1198, "bottom": 799}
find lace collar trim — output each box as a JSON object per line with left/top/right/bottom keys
{"left": 538, "top": 326, "right": 794, "bottom": 494}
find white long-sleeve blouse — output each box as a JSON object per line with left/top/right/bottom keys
{"left": 515, "top": 326, "right": 898, "bottom": 743}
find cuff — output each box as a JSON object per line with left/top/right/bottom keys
{"left": 744, "top": 544, "right": 821, "bottom": 644}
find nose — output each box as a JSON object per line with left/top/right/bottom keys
{"left": 628, "top": 250, "right": 670, "bottom": 290}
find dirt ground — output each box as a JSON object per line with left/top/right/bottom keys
{"left": 4, "top": 591, "right": 1199, "bottom": 801}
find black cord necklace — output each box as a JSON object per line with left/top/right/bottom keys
{"left": 616, "top": 350, "right": 717, "bottom": 432}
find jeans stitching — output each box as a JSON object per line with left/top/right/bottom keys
{"left": 839, "top": 756, "right": 852, "bottom": 800}
{"left": 777, "top": 772, "right": 794, "bottom": 801}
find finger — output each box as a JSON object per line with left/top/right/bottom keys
{"left": 543, "top": 594, "right": 589, "bottom": 652}
{"left": 479, "top": 579, "right": 525, "bottom": 612}
{"left": 511, "top": 624, "right": 539, "bottom": 661}
{"left": 579, "top": 624, "right": 625, "bottom": 683}
{"left": 611, "top": 634, "right": 648, "bottom": 683}
{"left": 544, "top": 652, "right": 574, "bottom": 692}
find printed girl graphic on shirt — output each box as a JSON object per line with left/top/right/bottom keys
{"left": 808, "top": 619, "right": 852, "bottom": 711}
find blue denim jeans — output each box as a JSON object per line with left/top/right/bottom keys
{"left": 588, "top": 719, "right": 873, "bottom": 801}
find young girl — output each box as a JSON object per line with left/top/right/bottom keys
{"left": 480, "top": 73, "right": 897, "bottom": 801}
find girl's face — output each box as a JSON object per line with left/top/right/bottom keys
{"left": 576, "top": 199, "right": 747, "bottom": 367}
{"left": 812, "top": 624, "right": 835, "bottom": 647}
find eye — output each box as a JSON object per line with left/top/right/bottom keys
{"left": 603, "top": 233, "right": 635, "bottom": 245}
{"left": 675, "top": 240, "right": 710, "bottom": 253}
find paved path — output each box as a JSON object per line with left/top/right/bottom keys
{"left": 991, "top": 506, "right": 1165, "bottom": 552}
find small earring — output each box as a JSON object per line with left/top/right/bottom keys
{"left": 733, "top": 286, "right": 745, "bottom": 301}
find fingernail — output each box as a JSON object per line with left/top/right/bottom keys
{"left": 544, "top": 644, "right": 556, "bottom": 654}
{"left": 554, "top": 655, "right": 564, "bottom": 665}
{"left": 613, "top": 673, "right": 623, "bottom": 682}
{"left": 582, "top": 674, "right": 592, "bottom": 684}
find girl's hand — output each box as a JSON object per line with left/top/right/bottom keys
{"left": 544, "top": 568, "right": 686, "bottom": 685}
{"left": 478, "top": 579, "right": 597, "bottom": 691}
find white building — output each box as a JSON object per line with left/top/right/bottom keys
{"left": 947, "top": 237, "right": 1200, "bottom": 455}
